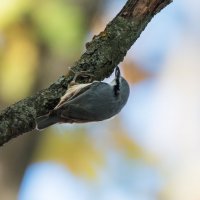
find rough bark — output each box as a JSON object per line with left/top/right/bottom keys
{"left": 0, "top": 0, "right": 172, "bottom": 146}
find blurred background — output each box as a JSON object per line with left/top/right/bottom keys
{"left": 0, "top": 0, "right": 200, "bottom": 199}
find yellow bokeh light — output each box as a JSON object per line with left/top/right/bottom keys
{"left": 0, "top": 0, "right": 31, "bottom": 29}
{"left": 0, "top": 26, "right": 38, "bottom": 102}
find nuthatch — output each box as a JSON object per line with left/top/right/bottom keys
{"left": 36, "top": 67, "right": 130, "bottom": 130}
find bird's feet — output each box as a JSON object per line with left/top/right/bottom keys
{"left": 69, "top": 68, "right": 94, "bottom": 86}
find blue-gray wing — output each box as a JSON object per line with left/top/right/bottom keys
{"left": 60, "top": 82, "right": 116, "bottom": 122}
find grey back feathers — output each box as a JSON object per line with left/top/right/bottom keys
{"left": 36, "top": 74, "right": 130, "bottom": 130}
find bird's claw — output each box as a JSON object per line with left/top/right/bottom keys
{"left": 69, "top": 68, "right": 94, "bottom": 86}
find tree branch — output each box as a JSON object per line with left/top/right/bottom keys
{"left": 0, "top": 0, "right": 172, "bottom": 146}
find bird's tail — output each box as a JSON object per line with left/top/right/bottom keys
{"left": 36, "top": 113, "right": 58, "bottom": 130}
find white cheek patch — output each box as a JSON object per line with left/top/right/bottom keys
{"left": 110, "top": 77, "right": 121, "bottom": 86}
{"left": 110, "top": 79, "right": 116, "bottom": 86}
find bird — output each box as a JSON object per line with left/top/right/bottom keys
{"left": 36, "top": 66, "right": 130, "bottom": 130}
